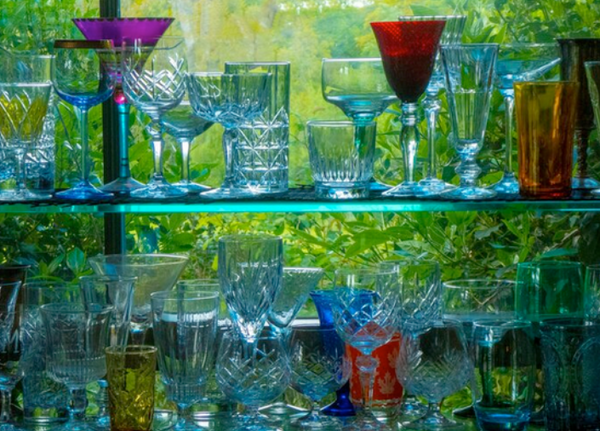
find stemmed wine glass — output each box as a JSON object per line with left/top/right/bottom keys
{"left": 492, "top": 43, "right": 561, "bottom": 196}
{"left": 52, "top": 39, "right": 116, "bottom": 199}
{"left": 122, "top": 37, "right": 187, "bottom": 199}
{"left": 0, "top": 281, "right": 22, "bottom": 431}
{"left": 321, "top": 58, "right": 397, "bottom": 191}
{"left": 371, "top": 20, "right": 446, "bottom": 197}
{"left": 187, "top": 72, "right": 271, "bottom": 199}
{"left": 332, "top": 265, "right": 400, "bottom": 430}
{"left": 440, "top": 43, "right": 499, "bottom": 200}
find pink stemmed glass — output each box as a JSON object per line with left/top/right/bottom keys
{"left": 371, "top": 20, "right": 446, "bottom": 198}
{"left": 73, "top": 18, "right": 173, "bottom": 194}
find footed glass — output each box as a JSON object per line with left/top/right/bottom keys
{"left": 441, "top": 43, "right": 498, "bottom": 200}
{"left": 0, "top": 281, "right": 22, "bottom": 431}
{"left": 371, "top": 20, "right": 446, "bottom": 197}
{"left": 52, "top": 39, "right": 115, "bottom": 199}
{"left": 398, "top": 261, "right": 442, "bottom": 332}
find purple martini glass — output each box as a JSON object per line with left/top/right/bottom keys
{"left": 73, "top": 17, "right": 174, "bottom": 194}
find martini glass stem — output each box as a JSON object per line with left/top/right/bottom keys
{"left": 79, "top": 107, "right": 91, "bottom": 186}
{"left": 178, "top": 137, "right": 192, "bottom": 185}
{"left": 117, "top": 100, "right": 133, "bottom": 180}
{"left": 356, "top": 353, "right": 378, "bottom": 418}
{"left": 147, "top": 122, "right": 166, "bottom": 183}
{"left": 503, "top": 94, "right": 514, "bottom": 175}
{"left": 400, "top": 102, "right": 419, "bottom": 185}
{"left": 424, "top": 93, "right": 441, "bottom": 180}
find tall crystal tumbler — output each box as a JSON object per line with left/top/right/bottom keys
{"left": 472, "top": 321, "right": 536, "bottom": 431}
{"left": 585, "top": 264, "right": 600, "bottom": 318}
{"left": 151, "top": 290, "right": 219, "bottom": 431}
{"left": 40, "top": 303, "right": 113, "bottom": 431}
{"left": 515, "top": 82, "right": 579, "bottom": 198}
{"left": 0, "top": 281, "right": 21, "bottom": 431}
{"left": 441, "top": 43, "right": 499, "bottom": 200}
{"left": 106, "top": 345, "right": 157, "bottom": 431}
{"left": 586, "top": 61, "right": 600, "bottom": 196}
{"left": 540, "top": 318, "right": 600, "bottom": 431}
{"left": 307, "top": 120, "right": 376, "bottom": 199}
{"left": 224, "top": 61, "right": 290, "bottom": 195}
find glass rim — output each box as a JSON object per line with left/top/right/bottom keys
{"left": 89, "top": 253, "right": 189, "bottom": 267}
{"left": 500, "top": 42, "right": 558, "bottom": 48}
{"left": 73, "top": 17, "right": 174, "bottom": 23}
{"left": 517, "top": 260, "right": 582, "bottom": 270}
{"left": 40, "top": 302, "right": 114, "bottom": 314}
{"left": 105, "top": 345, "right": 157, "bottom": 355}
{"left": 514, "top": 80, "right": 578, "bottom": 87}
{"left": 3, "top": 54, "right": 54, "bottom": 60}
{"left": 224, "top": 60, "right": 290, "bottom": 67}
{"left": 218, "top": 233, "right": 281, "bottom": 244}
{"left": 585, "top": 61, "right": 600, "bottom": 67}
{"left": 79, "top": 274, "right": 138, "bottom": 283}
{"left": 322, "top": 57, "right": 382, "bottom": 62}
{"left": 221, "top": 330, "right": 282, "bottom": 342}
{"left": 177, "top": 278, "right": 219, "bottom": 285}
{"left": 334, "top": 266, "right": 397, "bottom": 277}
{"left": 284, "top": 266, "right": 324, "bottom": 274}
{"left": 371, "top": 19, "right": 446, "bottom": 25}
{"left": 473, "top": 320, "right": 532, "bottom": 330}
{"left": 397, "top": 15, "right": 460, "bottom": 21}
{"left": 0, "top": 281, "right": 21, "bottom": 288}
{"left": 292, "top": 325, "right": 337, "bottom": 333}
{"left": 0, "top": 82, "right": 52, "bottom": 88}
{"left": 586, "top": 263, "right": 600, "bottom": 270}
{"left": 443, "top": 279, "right": 516, "bottom": 289}
{"left": 306, "top": 120, "right": 367, "bottom": 128}
{"left": 0, "top": 264, "right": 30, "bottom": 270}
{"left": 557, "top": 37, "right": 600, "bottom": 43}
{"left": 53, "top": 39, "right": 113, "bottom": 50}
{"left": 441, "top": 43, "right": 499, "bottom": 48}
{"left": 120, "top": 35, "right": 184, "bottom": 50}
{"left": 23, "top": 280, "right": 68, "bottom": 288}
{"left": 540, "top": 317, "right": 600, "bottom": 330}
{"left": 188, "top": 71, "right": 271, "bottom": 79}
{"left": 150, "top": 289, "right": 219, "bottom": 301}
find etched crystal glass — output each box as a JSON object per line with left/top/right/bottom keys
{"left": 585, "top": 61, "right": 600, "bottom": 197}
{"left": 398, "top": 261, "right": 442, "bottom": 332}
{"left": 585, "top": 264, "right": 600, "bottom": 318}
{"left": 0, "top": 281, "right": 22, "bottom": 431}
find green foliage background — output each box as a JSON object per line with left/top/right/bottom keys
{"left": 1, "top": 0, "right": 600, "bottom": 284}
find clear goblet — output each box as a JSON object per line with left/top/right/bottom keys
{"left": 0, "top": 281, "right": 22, "bottom": 431}
{"left": 332, "top": 265, "right": 400, "bottom": 431}
{"left": 288, "top": 326, "right": 350, "bottom": 430}
{"left": 40, "top": 303, "right": 113, "bottom": 431}
{"left": 187, "top": 72, "right": 271, "bottom": 199}
{"left": 440, "top": 43, "right": 499, "bottom": 200}
{"left": 122, "top": 37, "right": 187, "bottom": 199}
{"left": 217, "top": 331, "right": 291, "bottom": 431}
{"left": 397, "top": 320, "right": 473, "bottom": 430}
{"left": 52, "top": 39, "right": 115, "bottom": 199}
{"left": 151, "top": 290, "right": 219, "bottom": 431}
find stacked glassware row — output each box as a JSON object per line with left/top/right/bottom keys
{"left": 0, "top": 241, "right": 599, "bottom": 431}
{"left": 3, "top": 17, "right": 600, "bottom": 202}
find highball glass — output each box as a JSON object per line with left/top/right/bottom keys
{"left": 0, "top": 281, "right": 21, "bottom": 431}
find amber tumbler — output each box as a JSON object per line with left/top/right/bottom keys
{"left": 515, "top": 82, "right": 579, "bottom": 198}
{"left": 106, "top": 345, "right": 157, "bottom": 431}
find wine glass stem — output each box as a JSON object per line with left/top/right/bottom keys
{"left": 221, "top": 129, "right": 235, "bottom": 188}
{"left": 14, "top": 149, "right": 27, "bottom": 195}
{"left": 78, "top": 107, "right": 91, "bottom": 185}
{"left": 425, "top": 401, "right": 444, "bottom": 420}
{"left": 176, "top": 404, "right": 192, "bottom": 428}
{"left": 0, "top": 389, "right": 12, "bottom": 423}
{"left": 147, "top": 122, "right": 166, "bottom": 181}
{"left": 456, "top": 145, "right": 481, "bottom": 188}
{"left": 68, "top": 387, "right": 88, "bottom": 420}
{"left": 400, "top": 102, "right": 419, "bottom": 184}
{"left": 356, "top": 353, "right": 378, "bottom": 416}
{"left": 178, "top": 138, "right": 192, "bottom": 184}
{"left": 503, "top": 94, "right": 514, "bottom": 175}
{"left": 424, "top": 93, "right": 441, "bottom": 180}
{"left": 117, "top": 101, "right": 133, "bottom": 180}
{"left": 130, "top": 326, "right": 146, "bottom": 345}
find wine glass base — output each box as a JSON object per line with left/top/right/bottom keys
{"left": 452, "top": 404, "right": 475, "bottom": 419}
{"left": 413, "top": 178, "right": 455, "bottom": 197}
{"left": 259, "top": 402, "right": 306, "bottom": 417}
{"left": 441, "top": 186, "right": 497, "bottom": 201}
{"left": 48, "top": 419, "right": 98, "bottom": 431}
{"left": 130, "top": 180, "right": 187, "bottom": 199}
{"left": 402, "top": 412, "right": 463, "bottom": 430}
{"left": 592, "top": 188, "right": 600, "bottom": 197}
{"left": 288, "top": 412, "right": 342, "bottom": 430}
{"left": 101, "top": 176, "right": 145, "bottom": 194}
{"left": 398, "top": 397, "right": 428, "bottom": 424}
{"left": 382, "top": 182, "right": 416, "bottom": 198}
{"left": 315, "top": 184, "right": 369, "bottom": 200}
{"left": 55, "top": 183, "right": 113, "bottom": 200}
{"left": 369, "top": 180, "right": 391, "bottom": 192}
{"left": 491, "top": 173, "right": 519, "bottom": 196}
{"left": 0, "top": 423, "right": 27, "bottom": 431}
{"left": 343, "top": 414, "right": 391, "bottom": 431}
{"left": 0, "top": 189, "right": 51, "bottom": 201}
{"left": 201, "top": 186, "right": 257, "bottom": 200}
{"left": 321, "top": 399, "right": 356, "bottom": 417}
{"left": 572, "top": 176, "right": 600, "bottom": 190}
{"left": 172, "top": 181, "right": 212, "bottom": 194}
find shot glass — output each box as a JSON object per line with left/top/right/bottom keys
{"left": 472, "top": 321, "right": 536, "bottom": 431}
{"left": 515, "top": 81, "right": 579, "bottom": 198}
{"left": 106, "top": 346, "right": 157, "bottom": 431}
{"left": 307, "top": 120, "right": 375, "bottom": 199}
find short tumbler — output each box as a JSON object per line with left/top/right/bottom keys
{"left": 472, "top": 321, "right": 536, "bottom": 431}
{"left": 106, "top": 346, "right": 157, "bottom": 431}
{"left": 515, "top": 81, "right": 579, "bottom": 198}
{"left": 307, "top": 120, "right": 375, "bottom": 199}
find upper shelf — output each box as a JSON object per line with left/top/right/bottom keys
{"left": 2, "top": 188, "right": 600, "bottom": 214}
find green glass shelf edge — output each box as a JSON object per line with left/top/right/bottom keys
{"left": 2, "top": 198, "right": 600, "bottom": 214}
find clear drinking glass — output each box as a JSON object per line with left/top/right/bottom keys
{"left": 585, "top": 61, "right": 600, "bottom": 197}
{"left": 288, "top": 326, "right": 350, "bottom": 430}
{"left": 217, "top": 331, "right": 291, "bottom": 431}
{"left": 332, "top": 265, "right": 400, "bottom": 431}
{"left": 440, "top": 43, "right": 499, "bottom": 200}
{"left": 492, "top": 43, "right": 561, "bottom": 196}
{"left": 307, "top": 120, "right": 376, "bottom": 199}
{"left": 187, "top": 72, "right": 271, "bottom": 199}
{"left": 40, "top": 303, "right": 113, "bottom": 431}
{"left": 217, "top": 234, "right": 283, "bottom": 345}
{"left": 151, "top": 290, "right": 219, "bottom": 431}
{"left": 585, "top": 264, "right": 600, "bottom": 318}
{"left": 398, "top": 261, "right": 442, "bottom": 332}
{"left": 0, "top": 54, "right": 53, "bottom": 201}
{"left": 397, "top": 15, "right": 467, "bottom": 197}
{"left": 396, "top": 320, "right": 473, "bottom": 430}
{"left": 472, "top": 321, "right": 536, "bottom": 431}
{"left": 371, "top": 20, "right": 446, "bottom": 197}
{"left": 122, "top": 37, "right": 188, "bottom": 199}
{"left": 0, "top": 281, "right": 22, "bottom": 431}
{"left": 52, "top": 39, "right": 116, "bottom": 199}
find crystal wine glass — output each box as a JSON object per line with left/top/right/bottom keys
{"left": 371, "top": 20, "right": 446, "bottom": 197}
{"left": 186, "top": 72, "right": 271, "bottom": 199}
{"left": 217, "top": 331, "right": 291, "bottom": 431}
{"left": 40, "top": 303, "right": 113, "bottom": 431}
{"left": 288, "top": 326, "right": 350, "bottom": 430}
{"left": 122, "top": 37, "right": 187, "bottom": 199}
{"left": 0, "top": 281, "right": 22, "bottom": 431}
{"left": 398, "top": 261, "right": 442, "bottom": 332}
{"left": 0, "top": 54, "right": 53, "bottom": 201}
{"left": 332, "top": 265, "right": 400, "bottom": 431}
{"left": 151, "top": 290, "right": 219, "bottom": 431}
{"left": 52, "top": 39, "right": 116, "bottom": 199}
{"left": 492, "top": 43, "right": 561, "bottom": 196}
{"left": 397, "top": 320, "right": 473, "bottom": 430}
{"left": 321, "top": 58, "right": 398, "bottom": 191}
{"left": 440, "top": 43, "right": 499, "bottom": 200}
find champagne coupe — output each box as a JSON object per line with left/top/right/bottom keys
{"left": 73, "top": 17, "right": 174, "bottom": 194}
{"left": 492, "top": 43, "right": 561, "bottom": 196}
{"left": 440, "top": 43, "right": 499, "bottom": 200}
{"left": 0, "top": 281, "right": 21, "bottom": 431}
{"left": 122, "top": 37, "right": 187, "bottom": 199}
{"left": 40, "top": 303, "right": 113, "bottom": 431}
{"left": 321, "top": 58, "right": 398, "bottom": 191}
{"left": 187, "top": 72, "right": 271, "bottom": 199}
{"left": 371, "top": 20, "right": 446, "bottom": 197}
{"left": 0, "top": 54, "right": 53, "bottom": 201}
{"left": 161, "top": 95, "right": 213, "bottom": 193}
{"left": 52, "top": 39, "right": 116, "bottom": 199}
{"left": 402, "top": 16, "right": 467, "bottom": 197}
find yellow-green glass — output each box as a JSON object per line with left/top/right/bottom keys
{"left": 585, "top": 264, "right": 600, "bottom": 318}
{"left": 106, "top": 345, "right": 157, "bottom": 431}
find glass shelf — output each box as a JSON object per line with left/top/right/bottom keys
{"left": 1, "top": 188, "right": 600, "bottom": 214}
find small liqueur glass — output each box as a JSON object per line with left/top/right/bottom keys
{"left": 52, "top": 39, "right": 116, "bottom": 199}
{"left": 371, "top": 20, "right": 446, "bottom": 197}
{"left": 440, "top": 43, "right": 499, "bottom": 200}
